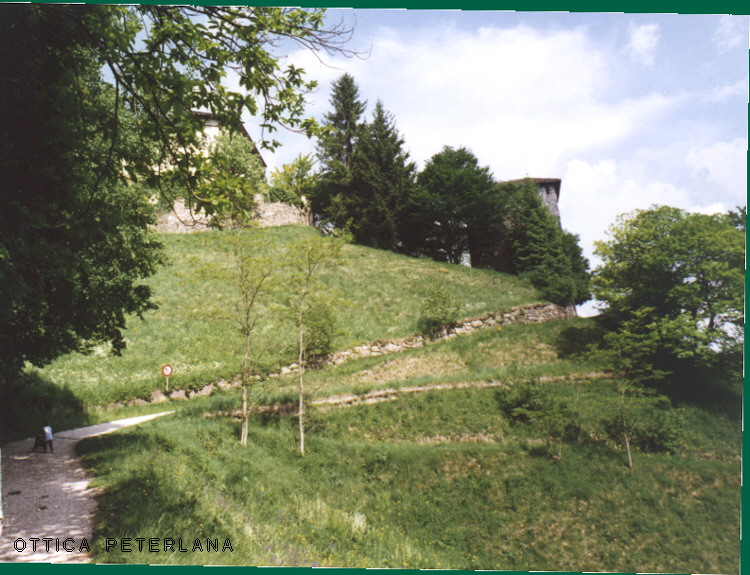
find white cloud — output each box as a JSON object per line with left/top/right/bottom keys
{"left": 625, "top": 22, "right": 660, "bottom": 65}
{"left": 706, "top": 79, "right": 748, "bottom": 103}
{"left": 686, "top": 138, "right": 748, "bottom": 203}
{"left": 713, "top": 15, "right": 748, "bottom": 53}
{"left": 562, "top": 159, "right": 685, "bottom": 258}
{"left": 264, "top": 23, "right": 682, "bottom": 182}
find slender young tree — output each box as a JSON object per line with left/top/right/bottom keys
{"left": 283, "top": 232, "right": 345, "bottom": 456}
{"left": 231, "top": 229, "right": 275, "bottom": 445}
{"left": 348, "top": 100, "right": 416, "bottom": 250}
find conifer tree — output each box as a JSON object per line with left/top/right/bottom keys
{"left": 500, "top": 179, "right": 590, "bottom": 307}
{"left": 313, "top": 73, "right": 367, "bottom": 228}
{"left": 348, "top": 101, "right": 416, "bottom": 250}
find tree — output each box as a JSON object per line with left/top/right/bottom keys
{"left": 347, "top": 101, "right": 416, "bottom": 250}
{"left": 404, "top": 146, "right": 495, "bottom": 264}
{"left": 313, "top": 73, "right": 367, "bottom": 228}
{"left": 498, "top": 179, "right": 590, "bottom": 307}
{"left": 282, "top": 232, "right": 345, "bottom": 456}
{"left": 268, "top": 154, "right": 318, "bottom": 214}
{"left": 231, "top": 231, "right": 275, "bottom": 445}
{"left": 197, "top": 130, "right": 268, "bottom": 227}
{"left": 0, "top": 7, "right": 163, "bottom": 380}
{"left": 0, "top": 4, "right": 355, "bottom": 380}
{"left": 592, "top": 205, "right": 744, "bottom": 384}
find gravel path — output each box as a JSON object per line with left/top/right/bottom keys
{"left": 0, "top": 412, "right": 174, "bottom": 563}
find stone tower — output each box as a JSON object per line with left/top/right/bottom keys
{"left": 509, "top": 177, "right": 561, "bottom": 225}
{"left": 469, "top": 177, "right": 563, "bottom": 270}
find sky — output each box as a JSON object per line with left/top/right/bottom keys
{"left": 240, "top": 10, "right": 748, "bottom": 315}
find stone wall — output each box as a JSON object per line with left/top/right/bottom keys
{"left": 140, "top": 302, "right": 576, "bottom": 405}
{"left": 255, "top": 198, "right": 311, "bottom": 228}
{"left": 326, "top": 302, "right": 576, "bottom": 366}
{"left": 155, "top": 198, "right": 212, "bottom": 233}
{"left": 155, "top": 197, "right": 309, "bottom": 232}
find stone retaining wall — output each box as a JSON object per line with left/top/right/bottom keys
{"left": 326, "top": 302, "right": 576, "bottom": 366}
{"left": 143, "top": 302, "right": 574, "bottom": 405}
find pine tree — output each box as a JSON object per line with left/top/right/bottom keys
{"left": 501, "top": 179, "right": 590, "bottom": 307}
{"left": 348, "top": 101, "right": 416, "bottom": 250}
{"left": 313, "top": 73, "right": 367, "bottom": 228}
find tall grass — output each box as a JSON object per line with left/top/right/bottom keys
{"left": 30, "top": 226, "right": 540, "bottom": 408}
{"left": 78, "top": 382, "right": 740, "bottom": 572}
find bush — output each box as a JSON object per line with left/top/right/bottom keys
{"left": 495, "top": 380, "right": 548, "bottom": 425}
{"left": 603, "top": 403, "right": 684, "bottom": 454}
{"left": 418, "top": 286, "right": 460, "bottom": 338}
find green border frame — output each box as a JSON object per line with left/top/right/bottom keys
{"left": 0, "top": 2, "right": 746, "bottom": 575}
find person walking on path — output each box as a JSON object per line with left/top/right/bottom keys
{"left": 42, "top": 423, "right": 53, "bottom": 453}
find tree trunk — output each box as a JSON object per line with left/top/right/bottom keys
{"left": 297, "top": 313, "right": 306, "bottom": 457}
{"left": 624, "top": 432, "right": 633, "bottom": 474}
{"left": 241, "top": 383, "right": 249, "bottom": 446}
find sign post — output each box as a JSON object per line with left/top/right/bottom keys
{"left": 162, "top": 364, "right": 173, "bottom": 391}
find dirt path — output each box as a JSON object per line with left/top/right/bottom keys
{"left": 0, "top": 412, "right": 174, "bottom": 563}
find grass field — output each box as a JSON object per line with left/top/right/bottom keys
{"left": 79, "top": 378, "right": 740, "bottom": 572}
{"left": 29, "top": 226, "right": 540, "bottom": 407}
{"left": 4, "top": 224, "right": 740, "bottom": 572}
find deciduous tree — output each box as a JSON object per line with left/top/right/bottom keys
{"left": 0, "top": 4, "right": 355, "bottom": 380}
{"left": 404, "top": 146, "right": 495, "bottom": 264}
{"left": 592, "top": 205, "right": 744, "bottom": 384}
{"left": 282, "top": 232, "right": 346, "bottom": 456}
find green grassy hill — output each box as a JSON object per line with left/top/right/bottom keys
{"left": 5, "top": 225, "right": 741, "bottom": 572}
{"left": 6, "top": 225, "right": 541, "bottom": 437}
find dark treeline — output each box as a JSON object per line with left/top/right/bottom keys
{"left": 310, "top": 73, "right": 590, "bottom": 307}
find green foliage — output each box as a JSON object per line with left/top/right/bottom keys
{"left": 347, "top": 101, "right": 417, "bottom": 250}
{"left": 602, "top": 382, "right": 684, "bottom": 456}
{"left": 496, "top": 380, "right": 549, "bottom": 424}
{"left": 198, "top": 130, "right": 267, "bottom": 226}
{"left": 268, "top": 153, "right": 318, "bottom": 209}
{"left": 418, "top": 286, "right": 460, "bottom": 338}
{"left": 0, "top": 4, "right": 355, "bottom": 380}
{"left": 0, "top": 8, "right": 164, "bottom": 378}
{"left": 498, "top": 179, "right": 590, "bottom": 307}
{"left": 313, "top": 73, "right": 367, "bottom": 228}
{"left": 404, "top": 146, "right": 496, "bottom": 264}
{"left": 592, "top": 205, "right": 744, "bottom": 384}
{"left": 79, "top": 384, "right": 739, "bottom": 571}
{"left": 300, "top": 297, "right": 339, "bottom": 360}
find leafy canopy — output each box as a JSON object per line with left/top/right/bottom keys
{"left": 592, "top": 205, "right": 744, "bottom": 384}
{"left": 404, "top": 146, "right": 496, "bottom": 265}
{"left": 0, "top": 4, "right": 355, "bottom": 379}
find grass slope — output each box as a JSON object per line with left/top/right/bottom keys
{"left": 29, "top": 226, "right": 539, "bottom": 409}
{"left": 79, "top": 369, "right": 740, "bottom": 571}
{"left": 7, "top": 225, "right": 740, "bottom": 572}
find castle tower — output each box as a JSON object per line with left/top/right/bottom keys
{"left": 469, "top": 177, "right": 563, "bottom": 271}
{"left": 507, "top": 177, "right": 561, "bottom": 225}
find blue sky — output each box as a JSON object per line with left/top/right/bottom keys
{"left": 242, "top": 10, "right": 747, "bottom": 314}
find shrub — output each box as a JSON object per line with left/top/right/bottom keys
{"left": 418, "top": 286, "right": 460, "bottom": 338}
{"left": 495, "top": 380, "right": 548, "bottom": 425}
{"left": 603, "top": 403, "right": 684, "bottom": 454}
